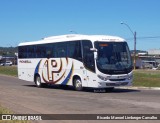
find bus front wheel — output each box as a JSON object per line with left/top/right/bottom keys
{"left": 73, "top": 78, "right": 83, "bottom": 91}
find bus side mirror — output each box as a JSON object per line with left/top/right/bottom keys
{"left": 94, "top": 52, "right": 98, "bottom": 59}
{"left": 90, "top": 48, "right": 97, "bottom": 52}
{"left": 90, "top": 48, "right": 98, "bottom": 59}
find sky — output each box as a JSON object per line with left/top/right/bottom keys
{"left": 0, "top": 0, "right": 160, "bottom": 50}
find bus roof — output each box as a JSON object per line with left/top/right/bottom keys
{"left": 18, "top": 34, "right": 126, "bottom": 46}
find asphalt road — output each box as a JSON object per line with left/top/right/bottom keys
{"left": 0, "top": 75, "right": 160, "bottom": 123}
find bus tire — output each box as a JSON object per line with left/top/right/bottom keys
{"left": 73, "top": 77, "right": 83, "bottom": 91}
{"left": 35, "top": 75, "right": 43, "bottom": 88}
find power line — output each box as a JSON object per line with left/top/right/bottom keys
{"left": 126, "top": 36, "right": 160, "bottom": 41}
{"left": 137, "top": 36, "right": 160, "bottom": 39}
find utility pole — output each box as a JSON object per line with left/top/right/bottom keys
{"left": 133, "top": 31, "right": 136, "bottom": 70}
{"left": 121, "top": 22, "right": 137, "bottom": 70}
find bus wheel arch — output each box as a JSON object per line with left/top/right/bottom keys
{"left": 73, "top": 75, "right": 83, "bottom": 91}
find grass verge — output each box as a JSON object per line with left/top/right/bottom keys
{"left": 0, "top": 105, "right": 29, "bottom": 123}
{"left": 0, "top": 66, "right": 17, "bottom": 77}
{"left": 133, "top": 70, "right": 160, "bottom": 87}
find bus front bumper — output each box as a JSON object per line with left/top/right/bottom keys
{"left": 97, "top": 74, "right": 133, "bottom": 88}
{"left": 97, "top": 80, "right": 132, "bottom": 88}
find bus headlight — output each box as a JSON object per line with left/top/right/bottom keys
{"left": 97, "top": 75, "right": 110, "bottom": 81}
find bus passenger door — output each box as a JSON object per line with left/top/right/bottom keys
{"left": 82, "top": 40, "right": 96, "bottom": 87}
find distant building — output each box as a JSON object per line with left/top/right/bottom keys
{"left": 148, "top": 49, "right": 160, "bottom": 56}
{"left": 138, "top": 52, "right": 148, "bottom": 55}
{"left": 135, "top": 49, "right": 160, "bottom": 69}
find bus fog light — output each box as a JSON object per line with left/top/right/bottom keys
{"left": 98, "top": 82, "right": 102, "bottom": 85}
{"left": 128, "top": 74, "right": 133, "bottom": 80}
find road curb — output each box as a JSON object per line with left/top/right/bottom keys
{"left": 0, "top": 74, "right": 17, "bottom": 78}
{"left": 119, "top": 86, "right": 160, "bottom": 90}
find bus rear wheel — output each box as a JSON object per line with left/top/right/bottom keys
{"left": 73, "top": 78, "right": 83, "bottom": 91}
{"left": 35, "top": 75, "right": 43, "bottom": 88}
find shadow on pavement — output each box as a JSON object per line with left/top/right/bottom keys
{"left": 23, "top": 84, "right": 140, "bottom": 93}
{"left": 111, "top": 88, "right": 140, "bottom": 93}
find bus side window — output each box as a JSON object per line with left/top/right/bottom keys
{"left": 40, "top": 46, "right": 46, "bottom": 58}
{"left": 55, "top": 42, "right": 67, "bottom": 58}
{"left": 67, "top": 42, "right": 75, "bottom": 58}
{"left": 35, "top": 45, "right": 41, "bottom": 58}
{"left": 45, "top": 44, "right": 52, "bottom": 58}
{"left": 74, "top": 41, "right": 82, "bottom": 61}
{"left": 67, "top": 41, "right": 82, "bottom": 61}
{"left": 18, "top": 46, "right": 27, "bottom": 58}
{"left": 52, "top": 45, "right": 56, "bottom": 58}
{"left": 28, "top": 46, "right": 36, "bottom": 58}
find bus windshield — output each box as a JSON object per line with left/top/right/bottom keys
{"left": 95, "top": 41, "right": 132, "bottom": 74}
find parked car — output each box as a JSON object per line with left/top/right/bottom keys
{"left": 152, "top": 64, "right": 160, "bottom": 70}
{"left": 0, "top": 62, "right": 4, "bottom": 66}
{"left": 0, "top": 61, "right": 13, "bottom": 66}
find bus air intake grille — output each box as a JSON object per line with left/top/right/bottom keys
{"left": 109, "top": 79, "right": 126, "bottom": 81}
{"left": 106, "top": 82, "right": 128, "bottom": 86}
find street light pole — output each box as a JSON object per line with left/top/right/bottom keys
{"left": 121, "top": 22, "right": 137, "bottom": 70}
{"left": 134, "top": 31, "right": 136, "bottom": 70}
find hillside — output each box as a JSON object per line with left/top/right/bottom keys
{"left": 0, "top": 47, "right": 18, "bottom": 56}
